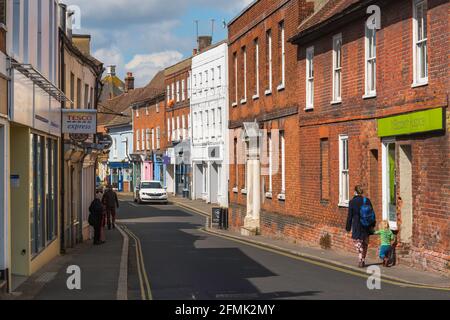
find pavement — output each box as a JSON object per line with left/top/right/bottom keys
{"left": 3, "top": 193, "right": 448, "bottom": 300}
{"left": 4, "top": 228, "right": 125, "bottom": 300}
{"left": 167, "top": 195, "right": 450, "bottom": 290}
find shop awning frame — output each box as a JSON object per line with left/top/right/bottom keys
{"left": 10, "top": 59, "right": 73, "bottom": 104}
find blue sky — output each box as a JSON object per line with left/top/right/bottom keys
{"left": 64, "top": 0, "right": 253, "bottom": 86}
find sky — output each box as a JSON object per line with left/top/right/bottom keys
{"left": 63, "top": 0, "right": 254, "bottom": 87}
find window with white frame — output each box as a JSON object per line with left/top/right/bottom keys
{"left": 413, "top": 0, "right": 428, "bottom": 85}
{"left": 167, "top": 118, "right": 171, "bottom": 141}
{"left": 268, "top": 133, "right": 273, "bottom": 194}
{"left": 182, "top": 114, "right": 186, "bottom": 139}
{"left": 332, "top": 34, "right": 342, "bottom": 102}
{"left": 171, "top": 83, "right": 175, "bottom": 101}
{"left": 266, "top": 30, "right": 273, "bottom": 95}
{"left": 280, "top": 131, "right": 286, "bottom": 195}
{"left": 218, "top": 66, "right": 222, "bottom": 86}
{"left": 172, "top": 117, "right": 175, "bottom": 141}
{"left": 306, "top": 46, "right": 315, "bottom": 109}
{"left": 365, "top": 25, "right": 376, "bottom": 96}
{"left": 217, "top": 108, "right": 222, "bottom": 137}
{"left": 193, "top": 75, "right": 197, "bottom": 96}
{"left": 211, "top": 109, "right": 216, "bottom": 138}
{"left": 167, "top": 85, "right": 170, "bottom": 103}
{"left": 176, "top": 116, "right": 180, "bottom": 140}
{"left": 241, "top": 46, "right": 247, "bottom": 103}
{"left": 146, "top": 129, "right": 151, "bottom": 151}
{"left": 233, "top": 52, "right": 238, "bottom": 105}
{"left": 141, "top": 130, "right": 145, "bottom": 150}
{"left": 113, "top": 138, "right": 118, "bottom": 158}
{"left": 188, "top": 73, "right": 191, "bottom": 98}
{"left": 211, "top": 68, "right": 215, "bottom": 90}
{"left": 339, "top": 135, "right": 350, "bottom": 206}
{"left": 205, "top": 110, "right": 209, "bottom": 139}
{"left": 199, "top": 72, "right": 203, "bottom": 92}
{"left": 152, "top": 128, "right": 155, "bottom": 150}
{"left": 205, "top": 70, "right": 209, "bottom": 92}
{"left": 193, "top": 112, "right": 198, "bottom": 140}
{"left": 254, "top": 38, "right": 260, "bottom": 98}
{"left": 176, "top": 81, "right": 180, "bottom": 102}
{"left": 182, "top": 79, "right": 185, "bottom": 101}
{"left": 278, "top": 21, "right": 286, "bottom": 90}
{"left": 136, "top": 109, "right": 139, "bottom": 118}
{"left": 200, "top": 111, "right": 204, "bottom": 140}
{"left": 156, "top": 127, "right": 161, "bottom": 149}
{"left": 156, "top": 102, "right": 160, "bottom": 113}
{"left": 136, "top": 130, "right": 140, "bottom": 151}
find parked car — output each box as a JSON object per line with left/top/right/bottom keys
{"left": 134, "top": 180, "right": 168, "bottom": 204}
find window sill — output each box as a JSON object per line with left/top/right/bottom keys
{"left": 240, "top": 99, "right": 247, "bottom": 105}
{"left": 231, "top": 102, "right": 238, "bottom": 108}
{"left": 330, "top": 100, "right": 342, "bottom": 105}
{"left": 265, "top": 192, "right": 273, "bottom": 199}
{"left": 277, "top": 84, "right": 285, "bottom": 92}
{"left": 232, "top": 187, "right": 239, "bottom": 194}
{"left": 264, "top": 89, "right": 272, "bottom": 96}
{"left": 411, "top": 81, "right": 428, "bottom": 88}
{"left": 241, "top": 189, "right": 248, "bottom": 195}
{"left": 277, "top": 193, "right": 286, "bottom": 201}
{"left": 252, "top": 94, "right": 260, "bottom": 101}
{"left": 338, "top": 202, "right": 349, "bottom": 208}
{"left": 362, "top": 93, "right": 377, "bottom": 100}
{"left": 304, "top": 106, "right": 314, "bottom": 111}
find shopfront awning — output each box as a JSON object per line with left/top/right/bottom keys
{"left": 11, "top": 60, "right": 73, "bottom": 103}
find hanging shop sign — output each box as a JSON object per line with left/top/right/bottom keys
{"left": 378, "top": 108, "right": 444, "bottom": 138}
{"left": 96, "top": 133, "right": 113, "bottom": 150}
{"left": 70, "top": 133, "right": 89, "bottom": 143}
{"left": 62, "top": 109, "right": 97, "bottom": 134}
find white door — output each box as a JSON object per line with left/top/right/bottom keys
{"left": 382, "top": 139, "right": 398, "bottom": 230}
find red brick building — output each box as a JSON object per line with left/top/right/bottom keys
{"left": 132, "top": 71, "right": 166, "bottom": 184}
{"left": 164, "top": 58, "right": 192, "bottom": 195}
{"left": 227, "top": 0, "right": 314, "bottom": 236}
{"left": 287, "top": 0, "right": 449, "bottom": 274}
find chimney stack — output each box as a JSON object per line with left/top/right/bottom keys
{"left": 198, "top": 36, "right": 212, "bottom": 52}
{"left": 125, "top": 72, "right": 135, "bottom": 93}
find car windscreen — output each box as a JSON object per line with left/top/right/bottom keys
{"left": 141, "top": 182, "right": 162, "bottom": 189}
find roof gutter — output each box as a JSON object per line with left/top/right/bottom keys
{"left": 289, "top": 0, "right": 382, "bottom": 45}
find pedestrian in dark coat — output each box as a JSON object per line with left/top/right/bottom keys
{"left": 346, "top": 186, "right": 376, "bottom": 268}
{"left": 89, "top": 192, "right": 106, "bottom": 245}
{"left": 102, "top": 185, "right": 119, "bottom": 230}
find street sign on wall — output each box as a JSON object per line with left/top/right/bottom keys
{"left": 62, "top": 109, "right": 97, "bottom": 134}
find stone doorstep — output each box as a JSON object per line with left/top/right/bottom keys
{"left": 204, "top": 227, "right": 450, "bottom": 289}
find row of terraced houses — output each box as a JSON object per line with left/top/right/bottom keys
{"left": 98, "top": 0, "right": 449, "bottom": 276}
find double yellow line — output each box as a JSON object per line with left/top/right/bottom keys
{"left": 121, "top": 225, "right": 153, "bottom": 300}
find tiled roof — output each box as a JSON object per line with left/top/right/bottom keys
{"left": 297, "top": 0, "right": 360, "bottom": 34}
{"left": 98, "top": 71, "right": 166, "bottom": 127}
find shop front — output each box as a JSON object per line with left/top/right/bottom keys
{"left": 376, "top": 107, "right": 447, "bottom": 271}
{"left": 108, "top": 161, "right": 133, "bottom": 192}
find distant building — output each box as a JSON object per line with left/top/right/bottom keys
{"left": 191, "top": 40, "right": 229, "bottom": 207}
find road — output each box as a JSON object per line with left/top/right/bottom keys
{"left": 117, "top": 199, "right": 450, "bottom": 300}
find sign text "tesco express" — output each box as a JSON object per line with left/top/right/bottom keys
{"left": 62, "top": 110, "right": 97, "bottom": 134}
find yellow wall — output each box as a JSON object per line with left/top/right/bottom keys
{"left": 10, "top": 126, "right": 61, "bottom": 277}
{"left": 10, "top": 125, "right": 31, "bottom": 276}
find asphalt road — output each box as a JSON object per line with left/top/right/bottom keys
{"left": 117, "top": 199, "right": 450, "bottom": 300}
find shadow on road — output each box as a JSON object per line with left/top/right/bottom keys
{"left": 129, "top": 220, "right": 322, "bottom": 300}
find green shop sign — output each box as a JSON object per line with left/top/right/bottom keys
{"left": 378, "top": 108, "right": 444, "bottom": 137}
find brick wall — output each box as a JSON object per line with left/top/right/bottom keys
{"left": 290, "top": 0, "right": 449, "bottom": 274}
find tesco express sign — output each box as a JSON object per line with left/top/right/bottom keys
{"left": 62, "top": 109, "right": 97, "bottom": 134}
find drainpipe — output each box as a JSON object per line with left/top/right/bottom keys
{"left": 59, "top": 5, "right": 66, "bottom": 254}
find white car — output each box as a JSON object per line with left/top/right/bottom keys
{"left": 135, "top": 181, "right": 168, "bottom": 204}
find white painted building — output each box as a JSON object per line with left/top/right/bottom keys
{"left": 191, "top": 41, "right": 229, "bottom": 207}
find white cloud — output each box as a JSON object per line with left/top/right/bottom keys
{"left": 125, "top": 51, "right": 183, "bottom": 87}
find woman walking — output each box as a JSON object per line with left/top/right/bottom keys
{"left": 346, "top": 186, "right": 376, "bottom": 268}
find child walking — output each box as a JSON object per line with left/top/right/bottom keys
{"left": 374, "top": 221, "right": 395, "bottom": 267}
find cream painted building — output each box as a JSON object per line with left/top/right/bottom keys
{"left": 60, "top": 10, "right": 103, "bottom": 249}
